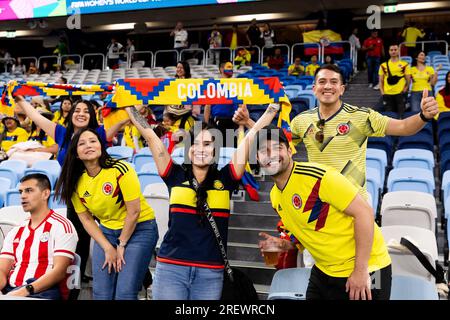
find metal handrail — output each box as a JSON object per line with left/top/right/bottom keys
{"left": 233, "top": 46, "right": 261, "bottom": 64}
{"left": 206, "top": 47, "right": 232, "bottom": 65}
{"left": 290, "top": 42, "right": 321, "bottom": 64}
{"left": 128, "top": 50, "right": 154, "bottom": 68}
{"left": 37, "top": 55, "right": 59, "bottom": 69}
{"left": 153, "top": 50, "right": 180, "bottom": 68}
{"left": 180, "top": 48, "right": 206, "bottom": 66}
{"left": 81, "top": 53, "right": 106, "bottom": 70}
{"left": 261, "top": 44, "right": 290, "bottom": 66}
{"left": 320, "top": 40, "right": 354, "bottom": 64}
{"left": 399, "top": 40, "right": 449, "bottom": 56}
{"left": 0, "top": 58, "right": 15, "bottom": 73}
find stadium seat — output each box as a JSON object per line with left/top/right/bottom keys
{"left": 366, "top": 167, "right": 381, "bottom": 213}
{"left": 0, "top": 160, "right": 27, "bottom": 178}
{"left": 392, "top": 149, "right": 435, "bottom": 171}
{"left": 106, "top": 146, "right": 134, "bottom": 162}
{"left": 171, "top": 147, "right": 185, "bottom": 164}
{"left": 387, "top": 168, "right": 434, "bottom": 195}
{"left": 366, "top": 148, "right": 387, "bottom": 186}
{"left": 219, "top": 147, "right": 236, "bottom": 159}
{"left": 5, "top": 190, "right": 21, "bottom": 207}
{"left": 380, "top": 191, "right": 437, "bottom": 233}
{"left": 0, "top": 177, "right": 11, "bottom": 207}
{"left": 440, "top": 150, "right": 450, "bottom": 175}
{"left": 268, "top": 268, "right": 311, "bottom": 300}
{"left": 442, "top": 170, "right": 450, "bottom": 203}
{"left": 400, "top": 56, "right": 412, "bottom": 64}
{"left": 140, "top": 162, "right": 159, "bottom": 174}
{"left": 0, "top": 205, "right": 30, "bottom": 226}
{"left": 381, "top": 225, "right": 438, "bottom": 283}
{"left": 397, "top": 132, "right": 433, "bottom": 152}
{"left": 138, "top": 173, "right": 164, "bottom": 190}
{"left": 390, "top": 275, "right": 439, "bottom": 300}
{"left": 0, "top": 168, "right": 17, "bottom": 188}
{"left": 133, "top": 153, "right": 154, "bottom": 172}
{"left": 23, "top": 169, "right": 55, "bottom": 190}
{"left": 367, "top": 136, "right": 394, "bottom": 161}
{"left": 143, "top": 183, "right": 169, "bottom": 249}
{"left": 29, "top": 160, "right": 61, "bottom": 186}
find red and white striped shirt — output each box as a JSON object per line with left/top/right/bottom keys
{"left": 0, "top": 210, "right": 78, "bottom": 288}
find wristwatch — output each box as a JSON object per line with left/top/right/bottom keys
{"left": 117, "top": 239, "right": 127, "bottom": 248}
{"left": 25, "top": 284, "right": 35, "bottom": 295}
{"left": 419, "top": 111, "right": 432, "bottom": 122}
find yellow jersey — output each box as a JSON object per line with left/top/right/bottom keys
{"left": 305, "top": 64, "right": 320, "bottom": 76}
{"left": 410, "top": 66, "right": 434, "bottom": 92}
{"left": 72, "top": 160, "right": 155, "bottom": 230}
{"left": 270, "top": 161, "right": 391, "bottom": 277}
{"left": 402, "top": 27, "right": 425, "bottom": 47}
{"left": 288, "top": 64, "right": 305, "bottom": 76}
{"left": 379, "top": 59, "right": 411, "bottom": 95}
{"left": 123, "top": 124, "right": 143, "bottom": 150}
{"left": 52, "top": 111, "right": 67, "bottom": 126}
{"left": 28, "top": 131, "right": 57, "bottom": 148}
{"left": 291, "top": 103, "right": 390, "bottom": 198}
{"left": 436, "top": 90, "right": 450, "bottom": 120}
{"left": 1, "top": 127, "right": 28, "bottom": 152}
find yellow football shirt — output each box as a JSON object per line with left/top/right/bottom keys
{"left": 410, "top": 66, "right": 435, "bottom": 92}
{"left": 305, "top": 64, "right": 320, "bottom": 76}
{"left": 1, "top": 127, "right": 28, "bottom": 152}
{"left": 270, "top": 162, "right": 391, "bottom": 277}
{"left": 52, "top": 111, "right": 67, "bottom": 126}
{"left": 436, "top": 91, "right": 450, "bottom": 120}
{"left": 28, "top": 131, "right": 57, "bottom": 148}
{"left": 402, "top": 27, "right": 425, "bottom": 47}
{"left": 379, "top": 59, "right": 411, "bottom": 95}
{"left": 123, "top": 124, "right": 143, "bottom": 150}
{"left": 72, "top": 160, "right": 155, "bottom": 230}
{"left": 288, "top": 64, "right": 305, "bottom": 76}
{"left": 291, "top": 103, "right": 390, "bottom": 198}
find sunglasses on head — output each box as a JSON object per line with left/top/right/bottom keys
{"left": 315, "top": 119, "right": 325, "bottom": 143}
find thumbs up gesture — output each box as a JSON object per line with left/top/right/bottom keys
{"left": 420, "top": 89, "right": 438, "bottom": 120}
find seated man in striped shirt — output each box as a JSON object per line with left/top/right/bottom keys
{"left": 0, "top": 174, "right": 78, "bottom": 299}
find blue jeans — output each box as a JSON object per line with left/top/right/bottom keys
{"left": 367, "top": 56, "right": 380, "bottom": 85}
{"left": 3, "top": 278, "right": 61, "bottom": 300}
{"left": 92, "top": 219, "right": 158, "bottom": 300}
{"left": 152, "top": 261, "right": 224, "bottom": 300}
{"left": 409, "top": 91, "right": 423, "bottom": 113}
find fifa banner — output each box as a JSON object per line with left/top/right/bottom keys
{"left": 1, "top": 78, "right": 293, "bottom": 145}
{"left": 303, "top": 29, "right": 343, "bottom": 56}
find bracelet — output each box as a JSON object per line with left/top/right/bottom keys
{"left": 419, "top": 111, "right": 432, "bottom": 122}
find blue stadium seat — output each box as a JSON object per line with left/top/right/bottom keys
{"left": 133, "top": 154, "right": 154, "bottom": 172}
{"left": 393, "top": 149, "right": 434, "bottom": 171}
{"left": 442, "top": 170, "right": 450, "bottom": 203}
{"left": 367, "top": 136, "right": 394, "bottom": 160}
{"left": 5, "top": 189, "right": 21, "bottom": 207}
{"left": 0, "top": 177, "right": 11, "bottom": 207}
{"left": 0, "top": 160, "right": 27, "bottom": 178}
{"left": 140, "top": 162, "right": 158, "bottom": 174}
{"left": 366, "top": 167, "right": 381, "bottom": 214}
{"left": 0, "top": 168, "right": 18, "bottom": 189}
{"left": 136, "top": 148, "right": 152, "bottom": 155}
{"left": 138, "top": 173, "right": 164, "bottom": 190}
{"left": 219, "top": 147, "right": 236, "bottom": 160}
{"left": 397, "top": 132, "right": 433, "bottom": 152}
{"left": 106, "top": 146, "right": 134, "bottom": 162}
{"left": 298, "top": 92, "right": 316, "bottom": 109}
{"left": 171, "top": 147, "right": 185, "bottom": 164}
{"left": 400, "top": 56, "right": 412, "bottom": 64}
{"left": 366, "top": 148, "right": 387, "bottom": 187}
{"left": 50, "top": 191, "right": 67, "bottom": 209}
{"left": 440, "top": 150, "right": 450, "bottom": 176}
{"left": 29, "top": 160, "right": 61, "bottom": 186}
{"left": 387, "top": 168, "right": 434, "bottom": 195}
{"left": 390, "top": 275, "right": 438, "bottom": 300}
{"left": 23, "top": 169, "right": 55, "bottom": 189}
{"left": 268, "top": 268, "right": 311, "bottom": 300}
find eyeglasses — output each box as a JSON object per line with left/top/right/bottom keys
{"left": 315, "top": 119, "right": 325, "bottom": 143}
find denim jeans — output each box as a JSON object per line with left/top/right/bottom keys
{"left": 366, "top": 56, "right": 380, "bottom": 85}
{"left": 3, "top": 278, "right": 61, "bottom": 300}
{"left": 409, "top": 91, "right": 423, "bottom": 113}
{"left": 92, "top": 219, "right": 158, "bottom": 300}
{"left": 152, "top": 261, "right": 224, "bottom": 300}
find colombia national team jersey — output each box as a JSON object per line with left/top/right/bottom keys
{"left": 1, "top": 127, "right": 28, "bottom": 152}
{"left": 72, "top": 160, "right": 155, "bottom": 230}
{"left": 291, "top": 103, "right": 390, "bottom": 198}
{"left": 270, "top": 161, "right": 391, "bottom": 277}
{"left": 157, "top": 160, "right": 240, "bottom": 269}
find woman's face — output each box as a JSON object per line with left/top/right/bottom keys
{"left": 189, "top": 129, "right": 215, "bottom": 168}
{"left": 77, "top": 131, "right": 102, "bottom": 162}
{"left": 447, "top": 73, "right": 450, "bottom": 84}
{"left": 71, "top": 103, "right": 91, "bottom": 129}
{"left": 61, "top": 100, "right": 72, "bottom": 113}
{"left": 417, "top": 52, "right": 426, "bottom": 64}
{"left": 176, "top": 63, "right": 185, "bottom": 78}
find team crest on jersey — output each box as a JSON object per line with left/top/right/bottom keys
{"left": 292, "top": 194, "right": 302, "bottom": 210}
{"left": 336, "top": 123, "right": 350, "bottom": 135}
{"left": 40, "top": 232, "right": 50, "bottom": 243}
{"left": 102, "top": 182, "right": 114, "bottom": 195}
{"left": 214, "top": 180, "right": 224, "bottom": 190}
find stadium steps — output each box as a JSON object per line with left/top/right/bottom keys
{"left": 343, "top": 70, "right": 383, "bottom": 111}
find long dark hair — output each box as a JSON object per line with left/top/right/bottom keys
{"left": 58, "top": 96, "right": 73, "bottom": 125}
{"left": 55, "top": 128, "right": 119, "bottom": 205}
{"left": 444, "top": 71, "right": 450, "bottom": 96}
{"left": 176, "top": 61, "right": 191, "bottom": 79}
{"left": 30, "top": 113, "right": 53, "bottom": 143}
{"left": 183, "top": 122, "right": 219, "bottom": 221}
{"left": 411, "top": 51, "right": 426, "bottom": 68}
{"left": 62, "top": 100, "right": 99, "bottom": 148}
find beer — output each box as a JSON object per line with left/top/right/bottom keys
{"left": 262, "top": 249, "right": 281, "bottom": 266}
